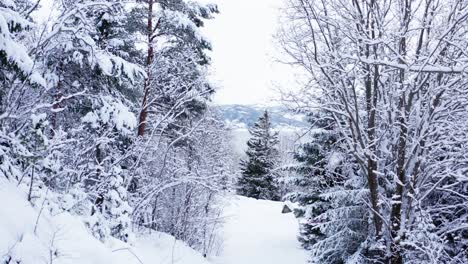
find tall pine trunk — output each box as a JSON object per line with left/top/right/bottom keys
{"left": 138, "top": 0, "right": 155, "bottom": 136}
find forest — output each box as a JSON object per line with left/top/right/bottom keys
{"left": 0, "top": 0, "right": 467, "bottom": 264}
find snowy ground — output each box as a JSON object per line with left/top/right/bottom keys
{"left": 212, "top": 196, "right": 308, "bottom": 264}
{"left": 0, "top": 179, "right": 210, "bottom": 264}
{"left": 0, "top": 179, "right": 307, "bottom": 264}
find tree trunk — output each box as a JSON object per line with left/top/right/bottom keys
{"left": 138, "top": 0, "right": 155, "bottom": 137}
{"left": 390, "top": 2, "right": 411, "bottom": 262}
{"left": 354, "top": 0, "right": 383, "bottom": 237}
{"left": 390, "top": 96, "right": 408, "bottom": 264}
{"left": 50, "top": 76, "right": 61, "bottom": 137}
{"left": 365, "top": 68, "right": 382, "bottom": 237}
{"left": 365, "top": 26, "right": 382, "bottom": 237}
{"left": 151, "top": 195, "right": 158, "bottom": 229}
{"left": 28, "top": 166, "right": 35, "bottom": 201}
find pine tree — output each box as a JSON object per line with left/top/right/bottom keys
{"left": 128, "top": 0, "right": 218, "bottom": 193}
{"left": 30, "top": 0, "right": 143, "bottom": 242}
{"left": 237, "top": 110, "right": 280, "bottom": 201}
{"left": 0, "top": 0, "right": 45, "bottom": 87}
{"left": 1, "top": 0, "right": 232, "bottom": 256}
{"left": 285, "top": 113, "right": 339, "bottom": 249}
{"left": 285, "top": 112, "right": 369, "bottom": 263}
{"left": 132, "top": 0, "right": 218, "bottom": 136}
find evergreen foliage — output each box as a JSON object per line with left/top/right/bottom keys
{"left": 238, "top": 110, "right": 280, "bottom": 201}
{"left": 0, "top": 0, "right": 232, "bottom": 256}
{"left": 285, "top": 113, "right": 372, "bottom": 263}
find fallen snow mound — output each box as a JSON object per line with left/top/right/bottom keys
{"left": 0, "top": 179, "right": 210, "bottom": 264}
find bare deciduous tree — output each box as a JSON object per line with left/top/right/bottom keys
{"left": 278, "top": 0, "right": 468, "bottom": 262}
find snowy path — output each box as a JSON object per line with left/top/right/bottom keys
{"left": 213, "top": 196, "right": 309, "bottom": 264}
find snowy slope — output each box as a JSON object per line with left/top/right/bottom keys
{"left": 0, "top": 179, "right": 211, "bottom": 264}
{"left": 213, "top": 196, "right": 308, "bottom": 264}
{"left": 0, "top": 179, "right": 307, "bottom": 264}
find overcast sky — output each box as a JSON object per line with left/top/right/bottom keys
{"left": 203, "top": 0, "right": 294, "bottom": 106}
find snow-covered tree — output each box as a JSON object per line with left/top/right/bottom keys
{"left": 130, "top": 108, "right": 235, "bottom": 254}
{"left": 0, "top": 0, "right": 242, "bottom": 259}
{"left": 286, "top": 113, "right": 369, "bottom": 263}
{"left": 0, "top": 0, "right": 45, "bottom": 87}
{"left": 131, "top": 0, "right": 218, "bottom": 136}
{"left": 285, "top": 113, "right": 339, "bottom": 248}
{"left": 237, "top": 110, "right": 280, "bottom": 201}
{"left": 279, "top": 0, "right": 468, "bottom": 263}
{"left": 0, "top": 0, "right": 46, "bottom": 184}
{"left": 27, "top": 1, "right": 146, "bottom": 243}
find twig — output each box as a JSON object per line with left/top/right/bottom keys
{"left": 112, "top": 248, "right": 145, "bottom": 264}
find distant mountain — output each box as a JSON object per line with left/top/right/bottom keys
{"left": 215, "top": 104, "right": 308, "bottom": 129}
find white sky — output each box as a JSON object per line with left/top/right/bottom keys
{"left": 203, "top": 0, "right": 295, "bottom": 106}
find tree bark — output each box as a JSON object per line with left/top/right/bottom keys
{"left": 138, "top": 0, "right": 155, "bottom": 137}
{"left": 50, "top": 76, "right": 61, "bottom": 137}
{"left": 390, "top": 2, "right": 411, "bottom": 263}
{"left": 354, "top": 0, "right": 383, "bottom": 237}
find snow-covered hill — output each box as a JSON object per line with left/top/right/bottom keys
{"left": 0, "top": 179, "right": 211, "bottom": 264}
{"left": 216, "top": 104, "right": 308, "bottom": 155}
{"left": 0, "top": 177, "right": 309, "bottom": 264}
{"left": 0, "top": 178, "right": 308, "bottom": 264}
{"left": 216, "top": 104, "right": 307, "bottom": 129}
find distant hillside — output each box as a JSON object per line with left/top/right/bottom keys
{"left": 215, "top": 104, "right": 308, "bottom": 129}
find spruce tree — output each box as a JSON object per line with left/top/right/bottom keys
{"left": 0, "top": 0, "right": 48, "bottom": 184}
{"left": 32, "top": 0, "right": 143, "bottom": 242}
{"left": 237, "top": 110, "right": 280, "bottom": 201}
{"left": 286, "top": 112, "right": 339, "bottom": 249}
{"left": 286, "top": 112, "right": 368, "bottom": 263}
